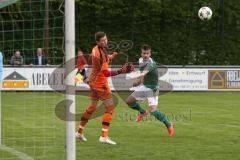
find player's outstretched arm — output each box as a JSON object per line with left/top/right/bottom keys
{"left": 102, "top": 63, "right": 135, "bottom": 77}
{"left": 102, "top": 69, "right": 122, "bottom": 77}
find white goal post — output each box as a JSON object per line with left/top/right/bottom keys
{"left": 65, "top": 0, "right": 76, "bottom": 160}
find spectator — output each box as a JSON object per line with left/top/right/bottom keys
{"left": 76, "top": 49, "right": 87, "bottom": 81}
{"left": 32, "top": 48, "right": 48, "bottom": 65}
{"left": 11, "top": 50, "right": 23, "bottom": 66}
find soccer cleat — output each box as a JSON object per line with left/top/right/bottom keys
{"left": 167, "top": 122, "right": 174, "bottom": 137}
{"left": 99, "top": 136, "right": 117, "bottom": 145}
{"left": 136, "top": 112, "right": 148, "bottom": 122}
{"left": 75, "top": 132, "right": 87, "bottom": 142}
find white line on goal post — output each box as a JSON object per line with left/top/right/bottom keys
{"left": 65, "top": 0, "right": 76, "bottom": 160}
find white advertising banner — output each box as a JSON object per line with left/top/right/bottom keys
{"left": 2, "top": 67, "right": 65, "bottom": 91}
{"left": 1, "top": 67, "right": 240, "bottom": 91}
{"left": 159, "top": 68, "right": 208, "bottom": 91}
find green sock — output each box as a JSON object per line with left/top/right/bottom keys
{"left": 130, "top": 103, "right": 146, "bottom": 114}
{"left": 151, "top": 110, "right": 171, "bottom": 128}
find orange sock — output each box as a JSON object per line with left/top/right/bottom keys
{"left": 78, "top": 105, "right": 96, "bottom": 134}
{"left": 101, "top": 105, "right": 115, "bottom": 137}
{"left": 101, "top": 125, "right": 109, "bottom": 137}
{"left": 78, "top": 121, "right": 87, "bottom": 134}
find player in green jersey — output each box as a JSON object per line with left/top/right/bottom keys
{"left": 126, "top": 44, "right": 174, "bottom": 136}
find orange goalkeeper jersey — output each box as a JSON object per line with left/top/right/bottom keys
{"left": 88, "top": 45, "right": 109, "bottom": 88}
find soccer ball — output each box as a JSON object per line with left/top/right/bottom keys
{"left": 198, "top": 7, "right": 212, "bottom": 21}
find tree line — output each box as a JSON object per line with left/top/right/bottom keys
{"left": 1, "top": 0, "right": 239, "bottom": 65}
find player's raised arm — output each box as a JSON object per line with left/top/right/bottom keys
{"left": 102, "top": 63, "right": 135, "bottom": 77}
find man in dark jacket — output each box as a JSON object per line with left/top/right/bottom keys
{"left": 32, "top": 48, "right": 48, "bottom": 65}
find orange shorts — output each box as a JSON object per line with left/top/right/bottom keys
{"left": 90, "top": 85, "right": 112, "bottom": 101}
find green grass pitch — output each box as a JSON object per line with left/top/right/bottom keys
{"left": 0, "top": 92, "right": 240, "bottom": 160}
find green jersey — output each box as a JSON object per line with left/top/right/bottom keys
{"left": 139, "top": 58, "right": 159, "bottom": 90}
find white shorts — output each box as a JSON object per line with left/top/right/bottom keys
{"left": 131, "top": 85, "right": 159, "bottom": 106}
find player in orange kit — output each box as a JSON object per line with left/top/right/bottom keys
{"left": 76, "top": 31, "right": 134, "bottom": 145}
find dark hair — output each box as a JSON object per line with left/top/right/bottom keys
{"left": 95, "top": 31, "right": 106, "bottom": 41}
{"left": 141, "top": 44, "right": 151, "bottom": 50}
{"left": 77, "top": 48, "right": 82, "bottom": 52}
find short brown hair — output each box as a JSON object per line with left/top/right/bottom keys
{"left": 141, "top": 44, "right": 151, "bottom": 50}
{"left": 95, "top": 31, "right": 106, "bottom": 41}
